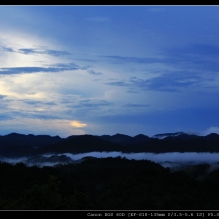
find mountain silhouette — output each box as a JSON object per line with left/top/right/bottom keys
{"left": 32, "top": 134, "right": 123, "bottom": 155}
{"left": 98, "top": 133, "right": 150, "bottom": 145}
{"left": 0, "top": 132, "right": 219, "bottom": 157}
{"left": 0, "top": 133, "right": 63, "bottom": 157}
{"left": 162, "top": 133, "right": 200, "bottom": 140}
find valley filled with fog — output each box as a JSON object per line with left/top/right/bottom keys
{"left": 1, "top": 132, "right": 219, "bottom": 209}
{"left": 1, "top": 132, "right": 219, "bottom": 182}
{"left": 1, "top": 152, "right": 219, "bottom": 175}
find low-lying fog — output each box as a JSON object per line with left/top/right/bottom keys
{"left": 1, "top": 152, "right": 219, "bottom": 172}
{"left": 64, "top": 151, "right": 219, "bottom": 165}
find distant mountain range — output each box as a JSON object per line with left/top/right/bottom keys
{"left": 1, "top": 132, "right": 219, "bottom": 158}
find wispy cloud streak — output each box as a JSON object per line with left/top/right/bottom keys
{"left": 2, "top": 47, "right": 71, "bottom": 57}
{"left": 0, "top": 63, "right": 80, "bottom": 75}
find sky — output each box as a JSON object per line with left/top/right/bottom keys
{"left": 1, "top": 6, "right": 219, "bottom": 138}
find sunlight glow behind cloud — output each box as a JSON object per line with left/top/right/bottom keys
{"left": 70, "top": 120, "right": 87, "bottom": 128}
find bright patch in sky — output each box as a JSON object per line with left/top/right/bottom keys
{"left": 70, "top": 121, "right": 87, "bottom": 128}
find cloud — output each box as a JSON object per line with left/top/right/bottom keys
{"left": 70, "top": 120, "right": 87, "bottom": 128}
{"left": 101, "top": 54, "right": 211, "bottom": 93}
{"left": 126, "top": 89, "right": 140, "bottom": 94}
{"left": 101, "top": 44, "right": 219, "bottom": 93}
{"left": 0, "top": 117, "right": 86, "bottom": 137}
{"left": 105, "top": 81, "right": 129, "bottom": 87}
{"left": 0, "top": 113, "right": 13, "bottom": 120}
{"left": 87, "top": 70, "right": 102, "bottom": 75}
{"left": 0, "top": 63, "right": 80, "bottom": 75}
{"left": 20, "top": 99, "right": 57, "bottom": 106}
{"left": 161, "top": 44, "right": 219, "bottom": 73}
{"left": 24, "top": 114, "right": 61, "bottom": 120}
{"left": 100, "top": 45, "right": 219, "bottom": 90}
{"left": 105, "top": 72, "right": 204, "bottom": 92}
{"left": 3, "top": 152, "right": 219, "bottom": 168}
{"left": 2, "top": 47, "right": 71, "bottom": 57}
{"left": 132, "top": 72, "right": 203, "bottom": 92}
{"left": 122, "top": 103, "right": 150, "bottom": 108}
{"left": 62, "top": 152, "right": 219, "bottom": 166}
{"left": 176, "top": 44, "right": 219, "bottom": 57}
{"left": 202, "top": 127, "right": 219, "bottom": 136}
{"left": 2, "top": 47, "right": 15, "bottom": 52}
{"left": 60, "top": 99, "right": 116, "bottom": 119}
{"left": 103, "top": 55, "right": 161, "bottom": 64}
{"left": 74, "top": 99, "right": 113, "bottom": 108}
{"left": 0, "top": 95, "right": 6, "bottom": 99}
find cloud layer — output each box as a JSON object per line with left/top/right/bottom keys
{"left": 0, "top": 6, "right": 219, "bottom": 137}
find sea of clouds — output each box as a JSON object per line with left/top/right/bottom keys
{"left": 1, "top": 152, "right": 219, "bottom": 170}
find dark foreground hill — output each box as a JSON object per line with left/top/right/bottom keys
{"left": 1, "top": 157, "right": 219, "bottom": 210}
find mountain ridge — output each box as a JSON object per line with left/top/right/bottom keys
{"left": 0, "top": 131, "right": 219, "bottom": 157}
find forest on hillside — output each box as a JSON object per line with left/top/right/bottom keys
{"left": 1, "top": 157, "right": 219, "bottom": 210}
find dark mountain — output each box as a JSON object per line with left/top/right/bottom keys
{"left": 0, "top": 133, "right": 63, "bottom": 157}
{"left": 0, "top": 133, "right": 63, "bottom": 148}
{"left": 98, "top": 133, "right": 133, "bottom": 145}
{"left": 132, "top": 134, "right": 150, "bottom": 144}
{"left": 65, "top": 135, "right": 78, "bottom": 140}
{"left": 98, "top": 133, "right": 150, "bottom": 145}
{"left": 32, "top": 134, "right": 124, "bottom": 155}
{"left": 31, "top": 132, "right": 219, "bottom": 155}
{"left": 133, "top": 137, "right": 219, "bottom": 153}
{"left": 205, "top": 133, "right": 219, "bottom": 140}
{"left": 163, "top": 133, "right": 200, "bottom": 140}
{"left": 1, "top": 132, "right": 219, "bottom": 157}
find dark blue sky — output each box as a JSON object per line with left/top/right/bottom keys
{"left": 0, "top": 6, "right": 219, "bottom": 137}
